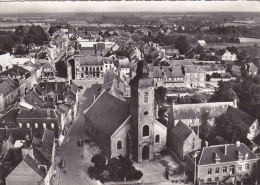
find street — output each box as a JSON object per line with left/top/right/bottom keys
{"left": 55, "top": 80, "right": 102, "bottom": 185}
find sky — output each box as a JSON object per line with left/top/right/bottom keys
{"left": 0, "top": 1, "right": 260, "bottom": 14}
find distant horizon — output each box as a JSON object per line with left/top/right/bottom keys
{"left": 0, "top": 1, "right": 260, "bottom": 14}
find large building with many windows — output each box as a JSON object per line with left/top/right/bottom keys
{"left": 187, "top": 142, "right": 259, "bottom": 184}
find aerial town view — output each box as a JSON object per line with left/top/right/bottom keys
{"left": 0, "top": 1, "right": 260, "bottom": 185}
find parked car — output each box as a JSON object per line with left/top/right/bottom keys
{"left": 77, "top": 138, "right": 83, "bottom": 146}
{"left": 59, "top": 160, "right": 65, "bottom": 168}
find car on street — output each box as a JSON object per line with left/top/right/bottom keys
{"left": 77, "top": 138, "right": 83, "bottom": 146}
{"left": 59, "top": 160, "right": 65, "bottom": 168}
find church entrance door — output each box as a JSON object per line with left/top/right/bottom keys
{"left": 142, "top": 145, "right": 149, "bottom": 160}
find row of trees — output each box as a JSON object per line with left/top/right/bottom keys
{"left": 0, "top": 25, "right": 48, "bottom": 54}
{"left": 89, "top": 154, "right": 143, "bottom": 182}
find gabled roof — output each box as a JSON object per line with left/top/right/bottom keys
{"left": 17, "top": 108, "right": 56, "bottom": 119}
{"left": 84, "top": 91, "right": 130, "bottom": 136}
{"left": 6, "top": 134, "right": 16, "bottom": 145}
{"left": 0, "top": 107, "right": 19, "bottom": 125}
{"left": 198, "top": 143, "right": 258, "bottom": 166}
{"left": 76, "top": 55, "right": 111, "bottom": 66}
{"left": 170, "top": 120, "right": 193, "bottom": 142}
{"left": 0, "top": 81, "right": 13, "bottom": 96}
{"left": 23, "top": 154, "right": 46, "bottom": 178}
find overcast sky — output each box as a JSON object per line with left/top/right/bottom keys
{"left": 0, "top": 1, "right": 260, "bottom": 14}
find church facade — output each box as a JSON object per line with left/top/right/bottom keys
{"left": 84, "top": 68, "right": 167, "bottom": 162}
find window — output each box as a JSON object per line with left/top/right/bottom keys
{"left": 245, "top": 164, "right": 249, "bottom": 170}
{"left": 144, "top": 92, "right": 149, "bottom": 103}
{"left": 245, "top": 173, "right": 248, "bottom": 177}
{"left": 215, "top": 177, "right": 219, "bottom": 182}
{"left": 19, "top": 122, "right": 22, "bottom": 128}
{"left": 238, "top": 165, "right": 242, "bottom": 171}
{"left": 207, "top": 178, "right": 211, "bottom": 182}
{"left": 215, "top": 167, "right": 219, "bottom": 174}
{"left": 192, "top": 143, "right": 195, "bottom": 149}
{"left": 51, "top": 123, "right": 55, "bottom": 129}
{"left": 208, "top": 168, "right": 212, "bottom": 175}
{"left": 143, "top": 125, "right": 149, "bottom": 137}
{"left": 117, "top": 141, "right": 122, "bottom": 150}
{"left": 155, "top": 135, "right": 160, "bottom": 143}
{"left": 35, "top": 123, "right": 38, "bottom": 128}
{"left": 43, "top": 123, "right": 46, "bottom": 128}
{"left": 144, "top": 111, "right": 148, "bottom": 115}
{"left": 223, "top": 166, "right": 227, "bottom": 173}
{"left": 253, "top": 163, "right": 256, "bottom": 169}
{"left": 27, "top": 122, "right": 30, "bottom": 128}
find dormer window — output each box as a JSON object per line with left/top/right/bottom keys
{"left": 236, "top": 150, "right": 243, "bottom": 160}
{"left": 43, "top": 123, "right": 46, "bottom": 129}
{"left": 19, "top": 122, "right": 22, "bottom": 128}
{"left": 213, "top": 153, "right": 220, "bottom": 163}
{"left": 51, "top": 123, "right": 54, "bottom": 129}
{"left": 27, "top": 122, "right": 30, "bottom": 128}
{"left": 35, "top": 123, "right": 38, "bottom": 128}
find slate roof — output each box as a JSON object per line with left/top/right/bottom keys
{"left": 170, "top": 120, "right": 193, "bottom": 142}
{"left": 23, "top": 154, "right": 46, "bottom": 178}
{"left": 167, "top": 60, "right": 194, "bottom": 66}
{"left": 153, "top": 66, "right": 185, "bottom": 79}
{"left": 0, "top": 81, "right": 13, "bottom": 96}
{"left": 198, "top": 143, "right": 258, "bottom": 166}
{"left": 0, "top": 107, "right": 19, "bottom": 126}
{"left": 3, "top": 77, "right": 19, "bottom": 90}
{"left": 85, "top": 91, "right": 130, "bottom": 136}
{"left": 172, "top": 102, "right": 236, "bottom": 120}
{"left": 224, "top": 106, "right": 256, "bottom": 127}
{"left": 6, "top": 128, "right": 32, "bottom": 141}
{"left": 35, "top": 82, "right": 67, "bottom": 95}
{"left": 184, "top": 65, "right": 205, "bottom": 73}
{"left": 77, "top": 56, "right": 111, "bottom": 66}
{"left": 0, "top": 65, "right": 30, "bottom": 79}
{"left": 17, "top": 108, "right": 56, "bottom": 119}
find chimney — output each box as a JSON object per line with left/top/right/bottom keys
{"left": 236, "top": 141, "right": 240, "bottom": 147}
{"left": 205, "top": 141, "right": 208, "bottom": 147}
{"left": 224, "top": 144, "right": 228, "bottom": 155}
{"left": 47, "top": 109, "right": 51, "bottom": 118}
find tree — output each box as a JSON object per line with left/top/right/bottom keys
{"left": 107, "top": 157, "right": 120, "bottom": 180}
{"left": 175, "top": 36, "right": 191, "bottom": 54}
{"left": 214, "top": 113, "right": 249, "bottom": 142}
{"left": 91, "top": 153, "right": 106, "bottom": 169}
{"left": 155, "top": 86, "right": 166, "bottom": 105}
{"left": 199, "top": 110, "right": 211, "bottom": 140}
{"left": 210, "top": 81, "right": 238, "bottom": 102}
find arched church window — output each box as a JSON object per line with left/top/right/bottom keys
{"left": 26, "top": 122, "right": 30, "bottom": 128}
{"left": 35, "top": 123, "right": 38, "bottom": 128}
{"left": 51, "top": 123, "right": 55, "bottom": 129}
{"left": 144, "top": 92, "right": 149, "bottom": 103}
{"left": 43, "top": 123, "right": 46, "bottom": 129}
{"left": 19, "top": 122, "right": 22, "bottom": 128}
{"left": 117, "top": 141, "right": 122, "bottom": 150}
{"left": 143, "top": 125, "right": 149, "bottom": 137}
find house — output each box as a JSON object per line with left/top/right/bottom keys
{"left": 0, "top": 53, "right": 13, "bottom": 72}
{"left": 170, "top": 101, "right": 237, "bottom": 127}
{"left": 0, "top": 108, "right": 19, "bottom": 128}
{"left": 216, "top": 49, "right": 237, "bottom": 61}
{"left": 0, "top": 65, "right": 32, "bottom": 96}
{"left": 161, "top": 46, "right": 180, "bottom": 59}
{"left": 168, "top": 120, "right": 201, "bottom": 160}
{"left": 5, "top": 129, "right": 56, "bottom": 185}
{"left": 198, "top": 40, "right": 206, "bottom": 46}
{"left": 186, "top": 142, "right": 259, "bottom": 185}
{"left": 0, "top": 79, "right": 19, "bottom": 109}
{"left": 74, "top": 55, "right": 113, "bottom": 79}
{"left": 222, "top": 106, "right": 259, "bottom": 140}
{"left": 152, "top": 65, "right": 206, "bottom": 88}
{"left": 41, "top": 62, "right": 56, "bottom": 80}
{"left": 84, "top": 65, "right": 167, "bottom": 162}
{"left": 16, "top": 108, "right": 60, "bottom": 142}
{"left": 244, "top": 62, "right": 258, "bottom": 76}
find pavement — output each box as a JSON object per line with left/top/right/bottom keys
{"left": 55, "top": 80, "right": 102, "bottom": 185}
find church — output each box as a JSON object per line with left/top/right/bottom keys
{"left": 84, "top": 61, "right": 167, "bottom": 162}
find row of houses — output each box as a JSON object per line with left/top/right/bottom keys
{"left": 0, "top": 81, "right": 79, "bottom": 145}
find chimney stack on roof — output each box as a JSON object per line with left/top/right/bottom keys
{"left": 236, "top": 141, "right": 241, "bottom": 147}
